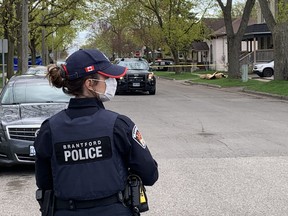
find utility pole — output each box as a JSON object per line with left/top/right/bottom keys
{"left": 21, "top": 0, "right": 29, "bottom": 74}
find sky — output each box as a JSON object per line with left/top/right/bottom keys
{"left": 68, "top": 30, "right": 89, "bottom": 55}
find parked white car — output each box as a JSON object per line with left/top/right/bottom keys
{"left": 252, "top": 60, "right": 274, "bottom": 77}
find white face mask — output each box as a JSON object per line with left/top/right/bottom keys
{"left": 90, "top": 78, "right": 117, "bottom": 102}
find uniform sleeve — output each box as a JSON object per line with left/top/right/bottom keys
{"left": 34, "top": 119, "right": 53, "bottom": 190}
{"left": 114, "top": 115, "right": 159, "bottom": 186}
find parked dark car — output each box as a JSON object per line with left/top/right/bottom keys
{"left": 116, "top": 58, "right": 156, "bottom": 95}
{"left": 150, "top": 59, "right": 174, "bottom": 71}
{"left": 0, "top": 75, "right": 71, "bottom": 166}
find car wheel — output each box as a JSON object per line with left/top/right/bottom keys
{"left": 115, "top": 90, "right": 122, "bottom": 95}
{"left": 256, "top": 72, "right": 264, "bottom": 77}
{"left": 263, "top": 68, "right": 273, "bottom": 77}
{"left": 149, "top": 89, "right": 156, "bottom": 95}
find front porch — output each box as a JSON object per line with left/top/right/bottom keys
{"left": 241, "top": 23, "right": 273, "bottom": 65}
{"left": 240, "top": 49, "right": 273, "bottom": 67}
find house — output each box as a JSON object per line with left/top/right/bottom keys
{"left": 198, "top": 17, "right": 257, "bottom": 72}
{"left": 191, "top": 0, "right": 276, "bottom": 72}
{"left": 150, "top": 4, "right": 275, "bottom": 73}
{"left": 201, "top": 18, "right": 230, "bottom": 71}
{"left": 240, "top": 0, "right": 275, "bottom": 65}
{"left": 241, "top": 23, "right": 273, "bottom": 65}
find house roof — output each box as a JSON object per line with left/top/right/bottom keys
{"left": 242, "top": 23, "right": 271, "bottom": 39}
{"left": 191, "top": 42, "right": 209, "bottom": 51}
{"left": 201, "top": 18, "right": 226, "bottom": 31}
{"left": 214, "top": 18, "right": 257, "bottom": 36}
{"left": 245, "top": 23, "right": 270, "bottom": 33}
{"left": 203, "top": 17, "right": 257, "bottom": 37}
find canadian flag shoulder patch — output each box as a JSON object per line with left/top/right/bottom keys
{"left": 132, "top": 125, "right": 146, "bottom": 149}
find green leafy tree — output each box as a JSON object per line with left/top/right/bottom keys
{"left": 0, "top": 0, "right": 21, "bottom": 79}
{"left": 29, "top": 0, "right": 91, "bottom": 65}
{"left": 122, "top": 1, "right": 164, "bottom": 61}
{"left": 86, "top": 0, "right": 135, "bottom": 57}
{"left": 87, "top": 0, "right": 210, "bottom": 71}
{"left": 137, "top": 0, "right": 204, "bottom": 72}
{"left": 0, "top": 0, "right": 92, "bottom": 78}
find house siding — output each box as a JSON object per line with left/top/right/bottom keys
{"left": 206, "top": 37, "right": 228, "bottom": 71}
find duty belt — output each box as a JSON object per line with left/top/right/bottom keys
{"left": 55, "top": 193, "right": 122, "bottom": 210}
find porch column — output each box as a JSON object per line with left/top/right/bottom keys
{"left": 253, "top": 37, "right": 256, "bottom": 64}
{"left": 246, "top": 40, "right": 249, "bottom": 51}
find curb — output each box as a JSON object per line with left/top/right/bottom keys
{"left": 184, "top": 80, "right": 222, "bottom": 88}
{"left": 180, "top": 79, "right": 288, "bottom": 101}
{"left": 242, "top": 88, "right": 288, "bottom": 100}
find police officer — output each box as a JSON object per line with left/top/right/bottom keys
{"left": 34, "top": 49, "right": 159, "bottom": 216}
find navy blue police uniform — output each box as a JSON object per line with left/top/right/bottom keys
{"left": 34, "top": 97, "right": 159, "bottom": 216}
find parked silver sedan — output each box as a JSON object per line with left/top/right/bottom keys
{"left": 0, "top": 74, "right": 71, "bottom": 166}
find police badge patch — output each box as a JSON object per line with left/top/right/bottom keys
{"left": 132, "top": 125, "right": 146, "bottom": 149}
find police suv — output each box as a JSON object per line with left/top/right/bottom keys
{"left": 116, "top": 58, "right": 156, "bottom": 95}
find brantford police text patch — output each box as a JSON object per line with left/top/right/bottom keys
{"left": 132, "top": 125, "right": 146, "bottom": 149}
{"left": 55, "top": 136, "right": 112, "bottom": 165}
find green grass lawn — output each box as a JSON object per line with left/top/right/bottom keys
{"left": 154, "top": 71, "right": 288, "bottom": 96}
{"left": 1, "top": 71, "right": 288, "bottom": 97}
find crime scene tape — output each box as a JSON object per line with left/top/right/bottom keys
{"left": 150, "top": 64, "right": 226, "bottom": 68}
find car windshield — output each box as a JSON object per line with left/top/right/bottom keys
{"left": 118, "top": 61, "right": 149, "bottom": 70}
{"left": 0, "top": 80, "right": 71, "bottom": 104}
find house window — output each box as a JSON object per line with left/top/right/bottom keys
{"left": 267, "top": 36, "right": 273, "bottom": 49}
{"left": 200, "top": 51, "right": 208, "bottom": 64}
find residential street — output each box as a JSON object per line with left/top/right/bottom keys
{"left": 1, "top": 77, "right": 288, "bottom": 216}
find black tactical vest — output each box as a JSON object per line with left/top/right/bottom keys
{"left": 49, "top": 108, "right": 127, "bottom": 200}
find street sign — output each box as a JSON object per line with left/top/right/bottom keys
{"left": 1, "top": 39, "right": 8, "bottom": 87}
{"left": 0, "top": 39, "right": 8, "bottom": 53}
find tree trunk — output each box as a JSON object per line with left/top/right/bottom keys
{"left": 227, "top": 35, "right": 241, "bottom": 79}
{"left": 17, "top": 36, "right": 22, "bottom": 74}
{"left": 16, "top": 2, "right": 22, "bottom": 74}
{"left": 30, "top": 38, "right": 37, "bottom": 65}
{"left": 21, "top": 0, "right": 29, "bottom": 74}
{"left": 7, "top": 37, "right": 15, "bottom": 80}
{"left": 116, "top": 33, "right": 123, "bottom": 57}
{"left": 257, "top": 0, "right": 288, "bottom": 80}
{"left": 171, "top": 48, "right": 181, "bottom": 74}
{"left": 273, "top": 23, "right": 288, "bottom": 80}
{"left": 41, "top": 28, "right": 47, "bottom": 66}
{"left": 216, "top": 0, "right": 255, "bottom": 79}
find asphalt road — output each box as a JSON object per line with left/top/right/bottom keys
{"left": 1, "top": 77, "right": 288, "bottom": 216}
